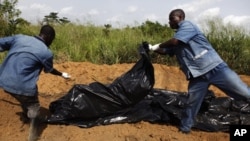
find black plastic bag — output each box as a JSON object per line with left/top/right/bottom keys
{"left": 47, "top": 42, "right": 155, "bottom": 123}
{"left": 46, "top": 42, "right": 250, "bottom": 132}
{"left": 194, "top": 112, "right": 237, "bottom": 132}
{"left": 47, "top": 88, "right": 186, "bottom": 127}
{"left": 207, "top": 97, "right": 232, "bottom": 114}
{"left": 48, "top": 85, "right": 250, "bottom": 132}
{"left": 232, "top": 100, "right": 250, "bottom": 113}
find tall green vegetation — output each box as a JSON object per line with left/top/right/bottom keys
{"left": 1, "top": 20, "right": 250, "bottom": 74}
{"left": 0, "top": 0, "right": 29, "bottom": 36}
{"left": 204, "top": 18, "right": 250, "bottom": 74}
{"left": 50, "top": 21, "right": 173, "bottom": 64}
{"left": 6, "top": 21, "right": 250, "bottom": 75}
{"left": 0, "top": 0, "right": 249, "bottom": 74}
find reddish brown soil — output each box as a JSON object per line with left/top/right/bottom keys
{"left": 1, "top": 62, "right": 249, "bottom": 141}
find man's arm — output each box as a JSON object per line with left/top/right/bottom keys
{"left": 50, "top": 68, "right": 71, "bottom": 79}
{"left": 149, "top": 38, "right": 180, "bottom": 54}
{"left": 50, "top": 68, "right": 62, "bottom": 76}
{"left": 159, "top": 38, "right": 179, "bottom": 48}
{"left": 0, "top": 36, "right": 16, "bottom": 52}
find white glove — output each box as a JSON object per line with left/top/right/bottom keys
{"left": 149, "top": 43, "right": 160, "bottom": 51}
{"left": 62, "top": 72, "right": 71, "bottom": 79}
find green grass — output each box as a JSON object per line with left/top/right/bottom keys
{"left": 0, "top": 19, "right": 250, "bottom": 74}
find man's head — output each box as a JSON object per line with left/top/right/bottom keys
{"left": 39, "top": 25, "right": 56, "bottom": 46}
{"left": 168, "top": 9, "right": 185, "bottom": 29}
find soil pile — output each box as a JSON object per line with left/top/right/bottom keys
{"left": 2, "top": 61, "right": 248, "bottom": 141}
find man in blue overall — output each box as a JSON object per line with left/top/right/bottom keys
{"left": 0, "top": 25, "right": 70, "bottom": 125}
{"left": 149, "top": 9, "right": 250, "bottom": 134}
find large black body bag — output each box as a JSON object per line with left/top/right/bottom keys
{"left": 47, "top": 42, "right": 250, "bottom": 132}
{"left": 48, "top": 42, "right": 155, "bottom": 122}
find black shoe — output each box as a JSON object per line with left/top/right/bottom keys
{"left": 19, "top": 112, "right": 30, "bottom": 124}
{"left": 179, "top": 129, "right": 191, "bottom": 134}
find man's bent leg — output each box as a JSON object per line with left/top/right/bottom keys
{"left": 180, "top": 77, "right": 209, "bottom": 133}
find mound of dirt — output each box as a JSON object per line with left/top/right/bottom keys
{"left": 2, "top": 61, "right": 249, "bottom": 141}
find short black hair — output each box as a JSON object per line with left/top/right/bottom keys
{"left": 170, "top": 9, "right": 185, "bottom": 19}
{"left": 40, "top": 25, "right": 55, "bottom": 39}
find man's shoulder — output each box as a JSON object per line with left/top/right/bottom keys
{"left": 179, "top": 20, "right": 201, "bottom": 32}
{"left": 180, "top": 20, "right": 195, "bottom": 26}
{"left": 14, "top": 34, "right": 35, "bottom": 41}
{"left": 15, "top": 34, "right": 31, "bottom": 37}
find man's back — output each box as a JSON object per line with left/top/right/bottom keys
{"left": 0, "top": 34, "right": 53, "bottom": 96}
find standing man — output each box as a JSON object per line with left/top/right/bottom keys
{"left": 149, "top": 9, "right": 250, "bottom": 133}
{"left": 0, "top": 25, "right": 70, "bottom": 125}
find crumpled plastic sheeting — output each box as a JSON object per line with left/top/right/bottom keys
{"left": 47, "top": 88, "right": 250, "bottom": 132}
{"left": 46, "top": 42, "right": 250, "bottom": 132}
{"left": 47, "top": 42, "right": 155, "bottom": 123}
